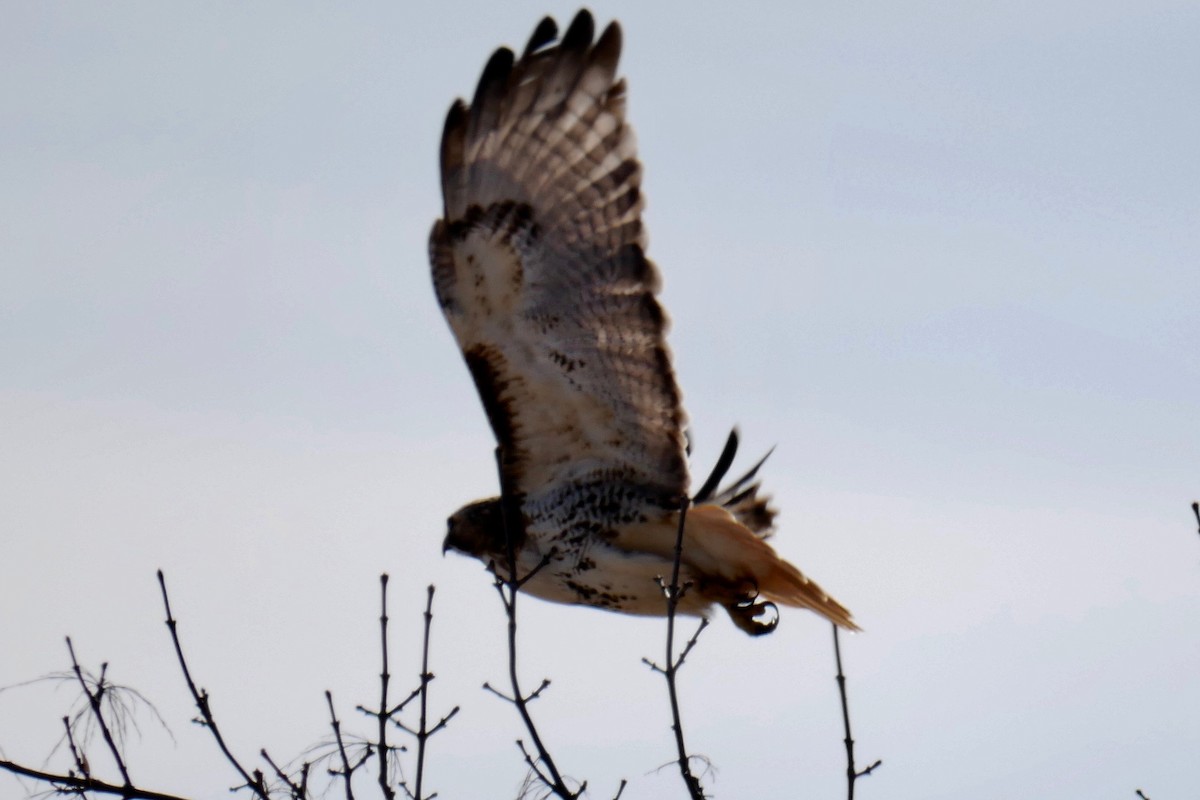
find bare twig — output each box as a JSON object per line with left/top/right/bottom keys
{"left": 65, "top": 638, "right": 133, "bottom": 789}
{"left": 1191, "top": 501, "right": 1198, "bottom": 535}
{"left": 833, "top": 624, "right": 881, "bottom": 799}
{"left": 1136, "top": 790, "right": 1151, "bottom": 799}
{"left": 63, "top": 714, "right": 90, "bottom": 777}
{"left": 157, "top": 570, "right": 269, "bottom": 799}
{"left": 382, "top": 584, "right": 460, "bottom": 800}
{"left": 657, "top": 496, "right": 707, "bottom": 800}
{"left": 325, "top": 691, "right": 359, "bottom": 800}
{"left": 0, "top": 758, "right": 191, "bottom": 800}
{"left": 261, "top": 748, "right": 308, "bottom": 800}
{"left": 375, "top": 575, "right": 396, "bottom": 800}
{"left": 490, "top": 445, "right": 582, "bottom": 799}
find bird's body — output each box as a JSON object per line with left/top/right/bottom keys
{"left": 432, "top": 10, "right": 856, "bottom": 635}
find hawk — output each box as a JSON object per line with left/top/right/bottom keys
{"left": 431, "top": 10, "right": 857, "bottom": 635}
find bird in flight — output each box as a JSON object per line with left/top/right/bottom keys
{"left": 432, "top": 10, "right": 856, "bottom": 635}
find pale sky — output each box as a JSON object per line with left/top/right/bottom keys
{"left": 2, "top": 3, "right": 1197, "bottom": 799}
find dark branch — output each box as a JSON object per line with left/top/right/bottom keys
{"left": 833, "top": 623, "right": 881, "bottom": 799}
{"left": 1192, "top": 501, "right": 1199, "bottom": 535}
{"left": 413, "top": 586, "right": 433, "bottom": 800}
{"left": 490, "top": 445, "right": 581, "bottom": 799}
{"left": 65, "top": 638, "right": 133, "bottom": 789}
{"left": 657, "top": 495, "right": 707, "bottom": 800}
{"left": 376, "top": 575, "right": 396, "bottom": 800}
{"left": 0, "top": 758, "right": 191, "bottom": 800}
{"left": 325, "top": 691, "right": 358, "bottom": 800}
{"left": 261, "top": 748, "right": 307, "bottom": 800}
{"left": 63, "top": 714, "right": 89, "bottom": 778}
{"left": 157, "top": 570, "right": 269, "bottom": 800}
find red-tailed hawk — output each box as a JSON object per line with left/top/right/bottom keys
{"left": 432, "top": 10, "right": 857, "bottom": 635}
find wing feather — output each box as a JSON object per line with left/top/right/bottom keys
{"left": 430, "top": 10, "right": 688, "bottom": 528}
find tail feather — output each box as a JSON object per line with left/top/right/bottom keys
{"left": 681, "top": 504, "right": 859, "bottom": 631}
{"left": 759, "top": 559, "right": 860, "bottom": 631}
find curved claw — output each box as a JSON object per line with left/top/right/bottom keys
{"left": 725, "top": 598, "right": 779, "bottom": 636}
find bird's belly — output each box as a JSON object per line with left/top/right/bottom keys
{"left": 515, "top": 543, "right": 708, "bottom": 617}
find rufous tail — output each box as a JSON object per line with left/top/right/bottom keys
{"left": 684, "top": 504, "right": 860, "bottom": 631}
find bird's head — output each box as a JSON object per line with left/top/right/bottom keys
{"left": 443, "top": 497, "right": 506, "bottom": 559}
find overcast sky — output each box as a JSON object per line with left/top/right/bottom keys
{"left": 2, "top": 2, "right": 1197, "bottom": 799}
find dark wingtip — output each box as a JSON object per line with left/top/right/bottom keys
{"left": 693, "top": 428, "right": 740, "bottom": 503}
{"left": 472, "top": 46, "right": 515, "bottom": 110}
{"left": 592, "top": 19, "right": 622, "bottom": 72}
{"left": 561, "top": 8, "right": 596, "bottom": 52}
{"left": 523, "top": 16, "right": 559, "bottom": 57}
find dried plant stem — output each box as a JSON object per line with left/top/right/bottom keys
{"left": 833, "top": 623, "right": 880, "bottom": 799}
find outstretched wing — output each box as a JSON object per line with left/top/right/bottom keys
{"left": 429, "top": 11, "right": 689, "bottom": 522}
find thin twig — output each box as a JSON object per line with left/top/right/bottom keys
{"left": 65, "top": 638, "right": 133, "bottom": 789}
{"left": 1191, "top": 501, "right": 1199, "bottom": 535}
{"left": 833, "top": 623, "right": 881, "bottom": 799}
{"left": 261, "top": 748, "right": 307, "bottom": 800}
{"left": 491, "top": 446, "right": 580, "bottom": 799}
{"left": 325, "top": 691, "right": 358, "bottom": 800}
{"left": 376, "top": 575, "right": 396, "bottom": 800}
{"left": 1136, "top": 790, "right": 1151, "bottom": 799}
{"left": 63, "top": 714, "right": 89, "bottom": 777}
{"left": 414, "top": 586, "right": 443, "bottom": 800}
{"left": 385, "top": 585, "right": 460, "bottom": 800}
{"left": 157, "top": 570, "right": 269, "bottom": 800}
{"left": 0, "top": 758, "right": 190, "bottom": 800}
{"left": 660, "top": 496, "right": 706, "bottom": 800}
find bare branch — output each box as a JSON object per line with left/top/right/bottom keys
{"left": 325, "top": 691, "right": 358, "bottom": 800}
{"left": 261, "top": 748, "right": 307, "bottom": 800}
{"left": 490, "top": 445, "right": 581, "bottom": 799}
{"left": 65, "top": 638, "right": 133, "bottom": 789}
{"left": 833, "top": 623, "right": 881, "bottom": 798}
{"left": 0, "top": 758, "right": 191, "bottom": 800}
{"left": 376, "top": 575, "right": 396, "bottom": 800}
{"left": 63, "top": 714, "right": 90, "bottom": 778}
{"left": 412, "top": 585, "right": 433, "bottom": 800}
{"left": 656, "top": 495, "right": 707, "bottom": 800}
{"left": 157, "top": 570, "right": 269, "bottom": 800}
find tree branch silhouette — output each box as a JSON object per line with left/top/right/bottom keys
{"left": 0, "top": 758, "right": 191, "bottom": 800}
{"left": 373, "top": 574, "right": 397, "bottom": 800}
{"left": 642, "top": 496, "right": 709, "bottom": 800}
{"left": 833, "top": 624, "right": 880, "bottom": 799}
{"left": 65, "top": 638, "right": 134, "bottom": 789}
{"left": 157, "top": 570, "right": 271, "bottom": 799}
{"left": 485, "top": 445, "right": 583, "bottom": 799}
{"left": 364, "top": 582, "right": 459, "bottom": 800}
